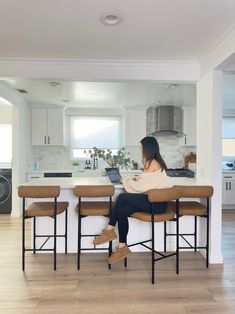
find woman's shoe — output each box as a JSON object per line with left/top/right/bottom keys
{"left": 108, "top": 245, "right": 131, "bottom": 264}
{"left": 93, "top": 229, "right": 117, "bottom": 245}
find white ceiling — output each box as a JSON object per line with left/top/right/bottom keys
{"left": 2, "top": 75, "right": 234, "bottom": 109}
{"left": 0, "top": 1, "right": 234, "bottom": 109}
{"left": 1, "top": 79, "right": 197, "bottom": 108}
{"left": 0, "top": 0, "right": 234, "bottom": 60}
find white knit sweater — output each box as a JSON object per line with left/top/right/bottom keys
{"left": 122, "top": 169, "right": 171, "bottom": 194}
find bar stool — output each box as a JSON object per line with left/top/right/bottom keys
{"left": 18, "top": 185, "right": 69, "bottom": 271}
{"left": 127, "top": 186, "right": 182, "bottom": 284}
{"left": 74, "top": 185, "right": 115, "bottom": 270}
{"left": 164, "top": 185, "right": 214, "bottom": 268}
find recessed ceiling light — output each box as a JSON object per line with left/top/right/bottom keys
{"left": 100, "top": 13, "right": 122, "bottom": 26}
{"left": 164, "top": 84, "right": 178, "bottom": 89}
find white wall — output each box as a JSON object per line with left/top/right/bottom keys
{"left": 0, "top": 105, "right": 12, "bottom": 123}
{"left": 0, "top": 83, "right": 30, "bottom": 216}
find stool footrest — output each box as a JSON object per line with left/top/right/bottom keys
{"left": 154, "top": 252, "right": 176, "bottom": 262}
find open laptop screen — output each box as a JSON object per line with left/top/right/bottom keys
{"left": 105, "top": 167, "right": 122, "bottom": 183}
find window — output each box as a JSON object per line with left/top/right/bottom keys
{"left": 222, "top": 139, "right": 235, "bottom": 157}
{"left": 0, "top": 124, "right": 12, "bottom": 163}
{"left": 70, "top": 116, "right": 121, "bottom": 158}
{"left": 222, "top": 117, "right": 235, "bottom": 138}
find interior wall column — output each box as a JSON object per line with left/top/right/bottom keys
{"left": 196, "top": 70, "right": 223, "bottom": 263}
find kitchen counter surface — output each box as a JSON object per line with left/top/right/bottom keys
{"left": 22, "top": 176, "right": 209, "bottom": 188}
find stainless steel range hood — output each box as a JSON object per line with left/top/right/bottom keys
{"left": 147, "top": 106, "right": 186, "bottom": 137}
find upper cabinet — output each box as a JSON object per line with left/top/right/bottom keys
{"left": 183, "top": 107, "right": 196, "bottom": 146}
{"left": 125, "top": 107, "right": 147, "bottom": 146}
{"left": 31, "top": 107, "right": 65, "bottom": 146}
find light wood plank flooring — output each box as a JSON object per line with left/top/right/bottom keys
{"left": 0, "top": 211, "right": 234, "bottom": 314}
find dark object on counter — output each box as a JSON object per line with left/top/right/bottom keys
{"left": 92, "top": 157, "right": 98, "bottom": 170}
{"left": 0, "top": 168, "right": 12, "bottom": 214}
{"left": 84, "top": 160, "right": 92, "bottom": 169}
{"left": 166, "top": 168, "right": 194, "bottom": 178}
{"left": 44, "top": 172, "right": 72, "bottom": 177}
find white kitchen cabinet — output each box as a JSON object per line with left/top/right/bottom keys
{"left": 125, "top": 107, "right": 147, "bottom": 146}
{"left": 183, "top": 107, "right": 196, "bottom": 146}
{"left": 222, "top": 172, "right": 235, "bottom": 206}
{"left": 31, "top": 107, "right": 65, "bottom": 145}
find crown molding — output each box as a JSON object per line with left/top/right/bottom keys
{"left": 0, "top": 57, "right": 200, "bottom": 82}
{"left": 200, "top": 24, "right": 235, "bottom": 77}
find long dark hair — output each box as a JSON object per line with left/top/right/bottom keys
{"left": 140, "top": 136, "right": 167, "bottom": 171}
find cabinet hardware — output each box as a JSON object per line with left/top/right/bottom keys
{"left": 226, "top": 182, "right": 228, "bottom": 190}
{"left": 229, "top": 182, "right": 231, "bottom": 190}
{"left": 224, "top": 176, "right": 232, "bottom": 179}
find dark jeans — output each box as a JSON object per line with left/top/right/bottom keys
{"left": 109, "top": 193, "right": 167, "bottom": 243}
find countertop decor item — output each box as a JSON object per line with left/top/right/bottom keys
{"left": 184, "top": 152, "right": 196, "bottom": 168}
{"left": 84, "top": 147, "right": 132, "bottom": 169}
{"left": 72, "top": 160, "right": 80, "bottom": 171}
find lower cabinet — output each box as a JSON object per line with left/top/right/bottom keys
{"left": 222, "top": 173, "right": 235, "bottom": 207}
{"left": 26, "top": 172, "right": 44, "bottom": 181}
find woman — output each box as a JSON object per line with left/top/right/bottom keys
{"left": 93, "top": 136, "right": 171, "bottom": 264}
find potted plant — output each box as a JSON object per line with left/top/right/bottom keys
{"left": 84, "top": 147, "right": 132, "bottom": 170}
{"left": 72, "top": 160, "right": 80, "bottom": 171}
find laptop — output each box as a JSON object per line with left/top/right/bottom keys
{"left": 105, "top": 167, "right": 122, "bottom": 184}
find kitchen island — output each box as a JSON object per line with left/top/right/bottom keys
{"left": 21, "top": 176, "right": 211, "bottom": 256}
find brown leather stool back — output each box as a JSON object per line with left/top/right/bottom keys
{"left": 74, "top": 185, "right": 115, "bottom": 198}
{"left": 178, "top": 185, "right": 214, "bottom": 198}
{"left": 18, "top": 185, "right": 60, "bottom": 198}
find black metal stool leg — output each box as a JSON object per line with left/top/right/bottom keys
{"left": 65, "top": 208, "right": 68, "bottom": 254}
{"left": 77, "top": 215, "right": 81, "bottom": 270}
{"left": 151, "top": 214, "right": 155, "bottom": 284}
{"left": 54, "top": 214, "right": 57, "bottom": 271}
{"left": 206, "top": 198, "right": 210, "bottom": 267}
{"left": 164, "top": 221, "right": 167, "bottom": 252}
{"left": 33, "top": 217, "right": 36, "bottom": 254}
{"left": 176, "top": 200, "right": 179, "bottom": 274}
{"left": 22, "top": 200, "right": 25, "bottom": 271}
{"left": 108, "top": 241, "right": 112, "bottom": 269}
{"left": 194, "top": 216, "right": 197, "bottom": 252}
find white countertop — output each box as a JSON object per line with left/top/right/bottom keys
{"left": 21, "top": 176, "right": 208, "bottom": 189}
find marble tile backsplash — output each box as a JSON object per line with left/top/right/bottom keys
{"left": 27, "top": 146, "right": 72, "bottom": 171}
{"left": 27, "top": 136, "right": 196, "bottom": 171}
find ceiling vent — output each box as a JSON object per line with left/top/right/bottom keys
{"left": 16, "top": 89, "right": 28, "bottom": 94}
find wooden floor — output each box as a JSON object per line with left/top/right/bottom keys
{"left": 0, "top": 211, "right": 234, "bottom": 314}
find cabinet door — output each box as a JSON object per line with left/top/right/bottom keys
{"left": 47, "top": 108, "right": 64, "bottom": 145}
{"left": 183, "top": 107, "right": 196, "bottom": 146}
{"left": 229, "top": 181, "right": 235, "bottom": 204}
{"left": 222, "top": 180, "right": 230, "bottom": 204}
{"left": 125, "top": 108, "right": 146, "bottom": 146}
{"left": 26, "top": 172, "right": 44, "bottom": 181}
{"left": 31, "top": 108, "right": 47, "bottom": 145}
